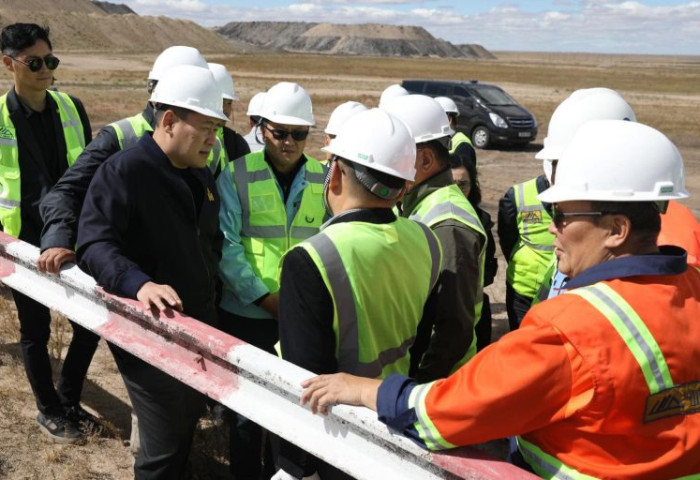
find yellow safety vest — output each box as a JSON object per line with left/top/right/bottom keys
{"left": 449, "top": 131, "right": 473, "bottom": 152}
{"left": 0, "top": 90, "right": 85, "bottom": 237}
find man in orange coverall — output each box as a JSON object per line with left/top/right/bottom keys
{"left": 299, "top": 120, "right": 700, "bottom": 480}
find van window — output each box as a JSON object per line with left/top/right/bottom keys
{"left": 470, "top": 85, "right": 517, "bottom": 106}
{"left": 425, "top": 84, "right": 450, "bottom": 96}
{"left": 402, "top": 81, "right": 424, "bottom": 93}
{"left": 454, "top": 87, "right": 471, "bottom": 98}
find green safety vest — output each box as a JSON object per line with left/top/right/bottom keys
{"left": 0, "top": 90, "right": 86, "bottom": 237}
{"left": 506, "top": 177, "right": 555, "bottom": 298}
{"left": 517, "top": 282, "right": 697, "bottom": 480}
{"left": 110, "top": 112, "right": 225, "bottom": 177}
{"left": 229, "top": 150, "right": 326, "bottom": 293}
{"left": 449, "top": 131, "right": 473, "bottom": 153}
{"left": 409, "top": 184, "right": 487, "bottom": 369}
{"left": 297, "top": 218, "right": 442, "bottom": 378}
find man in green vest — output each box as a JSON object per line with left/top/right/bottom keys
{"left": 383, "top": 94, "right": 487, "bottom": 382}
{"left": 275, "top": 107, "right": 442, "bottom": 480}
{"left": 435, "top": 96, "right": 477, "bottom": 172}
{"left": 0, "top": 23, "right": 97, "bottom": 442}
{"left": 216, "top": 81, "right": 327, "bottom": 478}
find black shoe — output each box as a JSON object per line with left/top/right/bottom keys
{"left": 64, "top": 404, "right": 103, "bottom": 435}
{"left": 37, "top": 412, "right": 82, "bottom": 443}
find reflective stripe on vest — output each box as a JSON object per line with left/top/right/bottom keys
{"left": 408, "top": 381, "right": 457, "bottom": 451}
{"left": 207, "top": 129, "right": 225, "bottom": 177}
{"left": 0, "top": 91, "right": 84, "bottom": 237}
{"left": 301, "top": 219, "right": 440, "bottom": 378}
{"left": 109, "top": 113, "right": 153, "bottom": 150}
{"left": 410, "top": 184, "right": 487, "bottom": 367}
{"left": 517, "top": 282, "right": 678, "bottom": 479}
{"left": 229, "top": 150, "right": 326, "bottom": 292}
{"left": 449, "top": 131, "right": 473, "bottom": 153}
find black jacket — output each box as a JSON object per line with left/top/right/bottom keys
{"left": 2, "top": 87, "right": 91, "bottom": 246}
{"left": 76, "top": 133, "right": 221, "bottom": 325}
{"left": 40, "top": 105, "right": 155, "bottom": 251}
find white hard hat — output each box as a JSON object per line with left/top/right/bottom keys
{"left": 434, "top": 96, "right": 459, "bottom": 115}
{"left": 536, "top": 88, "right": 636, "bottom": 161}
{"left": 247, "top": 92, "right": 266, "bottom": 117}
{"left": 379, "top": 84, "right": 409, "bottom": 107}
{"left": 259, "top": 82, "right": 314, "bottom": 126}
{"left": 149, "top": 65, "right": 228, "bottom": 121}
{"left": 382, "top": 94, "right": 453, "bottom": 144}
{"left": 325, "top": 101, "right": 368, "bottom": 136}
{"left": 208, "top": 63, "right": 237, "bottom": 101}
{"left": 538, "top": 120, "right": 688, "bottom": 203}
{"left": 322, "top": 108, "right": 416, "bottom": 181}
{"left": 148, "top": 46, "right": 208, "bottom": 82}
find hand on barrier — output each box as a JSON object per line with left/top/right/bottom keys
{"left": 37, "top": 247, "right": 76, "bottom": 274}
{"left": 271, "top": 469, "right": 321, "bottom": 480}
{"left": 300, "top": 373, "right": 381, "bottom": 415}
{"left": 136, "top": 281, "right": 183, "bottom": 312}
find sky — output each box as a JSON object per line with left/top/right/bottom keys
{"left": 122, "top": 0, "right": 700, "bottom": 55}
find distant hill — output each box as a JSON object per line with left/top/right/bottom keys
{"left": 216, "top": 21, "right": 495, "bottom": 59}
{"left": 0, "top": 0, "right": 232, "bottom": 53}
{"left": 92, "top": 1, "right": 135, "bottom": 15}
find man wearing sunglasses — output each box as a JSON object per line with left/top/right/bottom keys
{"left": 0, "top": 23, "right": 98, "bottom": 442}
{"left": 217, "top": 81, "right": 326, "bottom": 478}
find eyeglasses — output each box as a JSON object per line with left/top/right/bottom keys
{"left": 263, "top": 123, "right": 309, "bottom": 141}
{"left": 551, "top": 205, "right": 618, "bottom": 229}
{"left": 10, "top": 54, "right": 60, "bottom": 72}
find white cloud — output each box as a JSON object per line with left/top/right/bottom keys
{"left": 130, "top": 0, "right": 207, "bottom": 12}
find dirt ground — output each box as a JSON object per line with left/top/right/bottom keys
{"left": 0, "top": 51, "right": 699, "bottom": 479}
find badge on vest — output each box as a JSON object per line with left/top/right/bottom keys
{"left": 644, "top": 379, "right": 700, "bottom": 423}
{"left": 0, "top": 126, "right": 15, "bottom": 140}
{"left": 523, "top": 210, "right": 544, "bottom": 224}
{"left": 207, "top": 188, "right": 215, "bottom": 202}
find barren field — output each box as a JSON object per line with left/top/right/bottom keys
{"left": 1, "top": 50, "right": 699, "bottom": 479}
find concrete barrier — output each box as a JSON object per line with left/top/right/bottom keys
{"left": 0, "top": 232, "right": 535, "bottom": 480}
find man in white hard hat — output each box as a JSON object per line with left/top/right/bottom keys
{"left": 208, "top": 62, "right": 250, "bottom": 176}
{"left": 300, "top": 120, "right": 700, "bottom": 480}
{"left": 77, "top": 64, "right": 227, "bottom": 479}
{"left": 435, "top": 96, "right": 477, "bottom": 171}
{"left": 378, "top": 83, "right": 408, "bottom": 107}
{"left": 275, "top": 108, "right": 442, "bottom": 480}
{"left": 217, "top": 81, "right": 326, "bottom": 478}
{"left": 383, "top": 94, "right": 487, "bottom": 381}
{"left": 323, "top": 100, "right": 367, "bottom": 146}
{"left": 242, "top": 91, "right": 266, "bottom": 153}
{"left": 39, "top": 45, "right": 210, "bottom": 275}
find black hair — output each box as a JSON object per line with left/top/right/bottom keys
{"left": 590, "top": 200, "right": 662, "bottom": 245}
{"left": 448, "top": 151, "right": 482, "bottom": 206}
{"left": 1, "top": 23, "right": 52, "bottom": 56}
{"left": 153, "top": 103, "right": 192, "bottom": 124}
{"left": 337, "top": 158, "right": 405, "bottom": 200}
{"left": 423, "top": 138, "right": 450, "bottom": 167}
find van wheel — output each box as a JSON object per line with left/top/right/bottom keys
{"left": 472, "top": 126, "right": 491, "bottom": 149}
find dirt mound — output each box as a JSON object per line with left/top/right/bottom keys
{"left": 216, "top": 21, "right": 495, "bottom": 59}
{"left": 0, "top": 0, "right": 232, "bottom": 53}
{"left": 92, "top": 1, "right": 135, "bottom": 15}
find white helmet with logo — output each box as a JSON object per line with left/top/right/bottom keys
{"left": 435, "top": 96, "right": 459, "bottom": 115}
{"left": 538, "top": 120, "right": 688, "bottom": 203}
{"left": 382, "top": 94, "right": 453, "bottom": 144}
{"left": 208, "top": 63, "right": 238, "bottom": 101}
{"left": 149, "top": 65, "right": 228, "bottom": 121}
{"left": 325, "top": 101, "right": 368, "bottom": 136}
{"left": 379, "top": 84, "right": 409, "bottom": 108}
{"left": 259, "top": 82, "right": 314, "bottom": 126}
{"left": 247, "top": 92, "right": 266, "bottom": 117}
{"left": 323, "top": 108, "right": 416, "bottom": 181}
{"left": 148, "top": 46, "right": 208, "bottom": 82}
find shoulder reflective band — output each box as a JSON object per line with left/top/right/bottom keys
{"left": 415, "top": 221, "right": 441, "bottom": 291}
{"left": 568, "top": 283, "right": 673, "bottom": 394}
{"left": 50, "top": 91, "right": 85, "bottom": 148}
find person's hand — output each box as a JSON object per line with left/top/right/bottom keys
{"left": 37, "top": 247, "right": 76, "bottom": 274}
{"left": 300, "top": 373, "right": 381, "bottom": 415}
{"left": 136, "top": 281, "right": 183, "bottom": 312}
{"left": 259, "top": 292, "right": 280, "bottom": 319}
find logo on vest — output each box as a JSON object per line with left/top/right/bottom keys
{"left": 0, "top": 126, "right": 15, "bottom": 140}
{"left": 523, "top": 210, "right": 544, "bottom": 224}
{"left": 644, "top": 379, "right": 700, "bottom": 423}
{"left": 207, "top": 188, "right": 215, "bottom": 202}
{"left": 305, "top": 215, "right": 315, "bottom": 223}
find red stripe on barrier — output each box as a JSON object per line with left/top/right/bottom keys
{"left": 431, "top": 447, "right": 537, "bottom": 479}
{"left": 0, "top": 255, "right": 16, "bottom": 278}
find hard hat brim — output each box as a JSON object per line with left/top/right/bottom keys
{"left": 538, "top": 184, "right": 690, "bottom": 204}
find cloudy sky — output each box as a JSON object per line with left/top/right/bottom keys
{"left": 122, "top": 0, "right": 700, "bottom": 55}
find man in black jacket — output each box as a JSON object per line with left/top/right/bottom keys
{"left": 77, "top": 65, "right": 227, "bottom": 480}
{"left": 1, "top": 22, "right": 99, "bottom": 442}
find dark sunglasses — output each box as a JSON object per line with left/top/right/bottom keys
{"left": 11, "top": 54, "right": 60, "bottom": 72}
{"left": 551, "top": 205, "right": 618, "bottom": 229}
{"left": 264, "top": 123, "right": 309, "bottom": 141}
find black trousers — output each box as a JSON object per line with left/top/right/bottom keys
{"left": 505, "top": 283, "right": 534, "bottom": 331}
{"left": 12, "top": 289, "right": 100, "bottom": 415}
{"left": 109, "top": 344, "right": 205, "bottom": 480}
{"left": 217, "top": 307, "right": 278, "bottom": 479}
